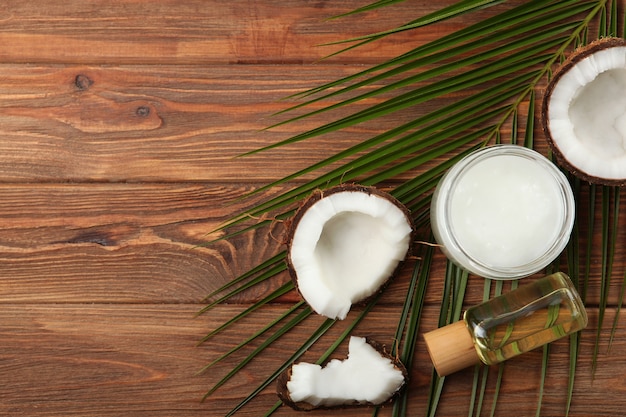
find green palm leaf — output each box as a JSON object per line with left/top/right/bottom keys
{"left": 200, "top": 1, "right": 623, "bottom": 415}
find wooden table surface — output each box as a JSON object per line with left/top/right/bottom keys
{"left": 1, "top": 1, "right": 625, "bottom": 416}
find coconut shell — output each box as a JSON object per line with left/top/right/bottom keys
{"left": 541, "top": 37, "right": 626, "bottom": 186}
{"left": 276, "top": 337, "right": 408, "bottom": 411}
{"left": 284, "top": 183, "right": 414, "bottom": 316}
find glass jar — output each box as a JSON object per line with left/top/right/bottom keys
{"left": 430, "top": 145, "right": 575, "bottom": 280}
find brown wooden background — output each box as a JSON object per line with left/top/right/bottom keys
{"left": 1, "top": 1, "right": 625, "bottom": 416}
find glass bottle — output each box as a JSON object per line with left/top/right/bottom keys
{"left": 423, "top": 272, "right": 588, "bottom": 376}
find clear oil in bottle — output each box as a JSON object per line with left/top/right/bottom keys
{"left": 424, "top": 272, "right": 588, "bottom": 376}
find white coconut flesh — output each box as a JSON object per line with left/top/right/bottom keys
{"left": 546, "top": 45, "right": 626, "bottom": 181}
{"left": 286, "top": 336, "right": 406, "bottom": 408}
{"left": 289, "top": 190, "right": 412, "bottom": 320}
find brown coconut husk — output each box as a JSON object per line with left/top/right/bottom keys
{"left": 541, "top": 37, "right": 626, "bottom": 186}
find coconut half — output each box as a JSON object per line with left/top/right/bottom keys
{"left": 542, "top": 37, "right": 626, "bottom": 185}
{"left": 286, "top": 184, "right": 413, "bottom": 320}
{"left": 276, "top": 336, "right": 408, "bottom": 410}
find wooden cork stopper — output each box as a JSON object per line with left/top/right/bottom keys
{"left": 423, "top": 320, "right": 480, "bottom": 376}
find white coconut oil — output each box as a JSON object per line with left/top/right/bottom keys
{"left": 431, "top": 145, "right": 575, "bottom": 279}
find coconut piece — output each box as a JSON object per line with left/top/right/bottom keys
{"left": 542, "top": 37, "right": 626, "bottom": 185}
{"left": 277, "top": 336, "right": 408, "bottom": 410}
{"left": 286, "top": 184, "right": 413, "bottom": 320}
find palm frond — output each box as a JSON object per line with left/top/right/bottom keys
{"left": 223, "top": 314, "right": 334, "bottom": 416}
{"left": 536, "top": 344, "right": 551, "bottom": 417}
{"left": 592, "top": 186, "right": 620, "bottom": 374}
{"left": 198, "top": 301, "right": 305, "bottom": 371}
{"left": 199, "top": 250, "right": 287, "bottom": 308}
{"left": 608, "top": 269, "right": 626, "bottom": 351}
{"left": 390, "top": 244, "right": 433, "bottom": 416}
{"left": 321, "top": 0, "right": 507, "bottom": 59}
{"left": 202, "top": 305, "right": 312, "bottom": 401}
{"left": 291, "top": 0, "right": 588, "bottom": 101}
{"left": 326, "top": 0, "right": 504, "bottom": 36}
{"left": 200, "top": 1, "right": 619, "bottom": 415}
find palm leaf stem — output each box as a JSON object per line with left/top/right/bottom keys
{"left": 606, "top": 188, "right": 621, "bottom": 350}
{"left": 623, "top": 0, "right": 626, "bottom": 39}
{"left": 197, "top": 262, "right": 288, "bottom": 317}
{"left": 227, "top": 99, "right": 525, "bottom": 234}
{"left": 252, "top": 45, "right": 558, "bottom": 155}
{"left": 198, "top": 301, "right": 305, "bottom": 372}
{"left": 197, "top": 280, "right": 293, "bottom": 344}
{"left": 473, "top": 366, "right": 490, "bottom": 417}
{"left": 593, "top": 186, "right": 619, "bottom": 374}
{"left": 223, "top": 314, "right": 333, "bottom": 417}
{"left": 319, "top": 0, "right": 506, "bottom": 61}
{"left": 564, "top": 175, "right": 581, "bottom": 417}
{"left": 502, "top": 0, "right": 608, "bottom": 113}
{"left": 468, "top": 368, "right": 481, "bottom": 417}
{"left": 392, "top": 245, "right": 434, "bottom": 417}
{"left": 241, "top": 294, "right": 382, "bottom": 417}
{"left": 269, "top": 15, "right": 581, "bottom": 125}
{"left": 489, "top": 364, "right": 505, "bottom": 417}
{"left": 470, "top": 278, "right": 508, "bottom": 416}
{"left": 359, "top": 124, "right": 500, "bottom": 186}
{"left": 608, "top": 270, "right": 626, "bottom": 351}
{"left": 200, "top": 250, "right": 286, "bottom": 304}
{"left": 610, "top": 0, "right": 619, "bottom": 36}
{"left": 230, "top": 48, "right": 556, "bottom": 234}
{"left": 326, "top": 0, "right": 505, "bottom": 39}
{"left": 392, "top": 143, "right": 483, "bottom": 203}
{"left": 388, "top": 249, "right": 426, "bottom": 356}
{"left": 203, "top": 305, "right": 313, "bottom": 401}
{"left": 242, "top": 71, "right": 537, "bottom": 212}
{"left": 600, "top": 3, "right": 608, "bottom": 37}
{"left": 468, "top": 279, "right": 499, "bottom": 417}
{"left": 426, "top": 262, "right": 469, "bottom": 417}
{"left": 297, "top": 0, "right": 587, "bottom": 99}
{"left": 535, "top": 344, "right": 551, "bottom": 417}
{"left": 566, "top": 331, "right": 581, "bottom": 417}
{"left": 407, "top": 196, "right": 436, "bottom": 233}
{"left": 327, "top": 0, "right": 404, "bottom": 19}
{"left": 207, "top": 211, "right": 294, "bottom": 247}
{"left": 426, "top": 375, "right": 446, "bottom": 417}
{"left": 262, "top": 402, "right": 282, "bottom": 417}
{"left": 606, "top": 0, "right": 626, "bottom": 358}
{"left": 511, "top": 108, "right": 519, "bottom": 145}
{"left": 582, "top": 183, "right": 596, "bottom": 302}
{"left": 523, "top": 90, "right": 536, "bottom": 148}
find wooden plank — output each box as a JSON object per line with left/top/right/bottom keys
{"left": 0, "top": 64, "right": 426, "bottom": 183}
{"left": 0, "top": 183, "right": 623, "bottom": 306}
{"left": 0, "top": 0, "right": 495, "bottom": 65}
{"left": 0, "top": 183, "right": 287, "bottom": 303}
{"left": 0, "top": 304, "right": 623, "bottom": 416}
{"left": 0, "top": 2, "right": 623, "bottom": 416}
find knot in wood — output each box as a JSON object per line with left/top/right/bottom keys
{"left": 136, "top": 106, "right": 151, "bottom": 117}
{"left": 74, "top": 74, "right": 93, "bottom": 90}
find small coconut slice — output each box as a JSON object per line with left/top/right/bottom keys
{"left": 277, "top": 336, "right": 407, "bottom": 410}
{"left": 286, "top": 184, "right": 413, "bottom": 320}
{"left": 542, "top": 37, "right": 626, "bottom": 185}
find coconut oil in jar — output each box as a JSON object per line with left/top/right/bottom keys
{"left": 430, "top": 145, "right": 575, "bottom": 279}
{"left": 424, "top": 272, "right": 588, "bottom": 376}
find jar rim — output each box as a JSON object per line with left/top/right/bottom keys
{"left": 431, "top": 145, "right": 575, "bottom": 280}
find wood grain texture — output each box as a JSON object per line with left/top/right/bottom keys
{"left": 0, "top": 1, "right": 624, "bottom": 416}
{"left": 0, "top": 0, "right": 463, "bottom": 65}
{"left": 0, "top": 63, "right": 459, "bottom": 183}
{"left": 2, "top": 305, "right": 625, "bottom": 416}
